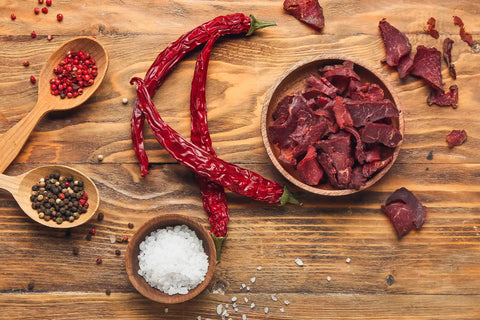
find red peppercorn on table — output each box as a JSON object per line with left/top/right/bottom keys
{"left": 1, "top": 1, "right": 480, "bottom": 319}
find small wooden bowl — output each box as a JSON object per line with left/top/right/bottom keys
{"left": 261, "top": 54, "right": 404, "bottom": 196}
{"left": 125, "top": 214, "right": 216, "bottom": 304}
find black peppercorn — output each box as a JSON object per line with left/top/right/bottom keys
{"left": 97, "top": 212, "right": 104, "bottom": 221}
{"left": 115, "top": 249, "right": 121, "bottom": 256}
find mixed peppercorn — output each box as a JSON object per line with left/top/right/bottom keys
{"left": 30, "top": 171, "right": 89, "bottom": 224}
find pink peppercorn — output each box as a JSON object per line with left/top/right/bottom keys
{"left": 41, "top": 7, "right": 48, "bottom": 14}
{"left": 57, "top": 13, "right": 63, "bottom": 21}
{"left": 46, "top": 0, "right": 52, "bottom": 6}
{"left": 31, "top": 31, "right": 37, "bottom": 38}
{"left": 30, "top": 76, "right": 36, "bottom": 84}
{"left": 96, "top": 258, "right": 102, "bottom": 265}
{"left": 47, "top": 34, "right": 53, "bottom": 41}
{"left": 10, "top": 13, "right": 16, "bottom": 20}
{"left": 38, "top": 0, "right": 44, "bottom": 3}
{"left": 34, "top": 7, "right": 40, "bottom": 14}
{"left": 23, "top": 61, "right": 30, "bottom": 67}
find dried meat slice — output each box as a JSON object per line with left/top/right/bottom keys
{"left": 382, "top": 202, "right": 415, "bottom": 238}
{"left": 320, "top": 61, "right": 361, "bottom": 94}
{"left": 424, "top": 17, "right": 439, "bottom": 39}
{"left": 378, "top": 18, "right": 412, "bottom": 67}
{"left": 453, "top": 16, "right": 473, "bottom": 47}
{"left": 344, "top": 126, "right": 366, "bottom": 164}
{"left": 317, "top": 152, "right": 339, "bottom": 187}
{"left": 268, "top": 114, "right": 296, "bottom": 148}
{"left": 332, "top": 96, "right": 353, "bottom": 129}
{"left": 397, "top": 54, "right": 414, "bottom": 79}
{"left": 360, "top": 122, "right": 402, "bottom": 148}
{"left": 446, "top": 129, "right": 467, "bottom": 148}
{"left": 410, "top": 45, "right": 443, "bottom": 92}
{"left": 306, "top": 76, "right": 338, "bottom": 98}
{"left": 350, "top": 83, "right": 385, "bottom": 101}
{"left": 385, "top": 187, "right": 426, "bottom": 229}
{"left": 283, "top": 0, "right": 325, "bottom": 31}
{"left": 443, "top": 38, "right": 456, "bottom": 80}
{"left": 330, "top": 150, "right": 353, "bottom": 187}
{"left": 296, "top": 145, "right": 324, "bottom": 185}
{"left": 272, "top": 95, "right": 294, "bottom": 120}
{"left": 348, "top": 167, "right": 366, "bottom": 190}
{"left": 345, "top": 99, "right": 399, "bottom": 127}
{"left": 427, "top": 85, "right": 458, "bottom": 109}
{"left": 362, "top": 155, "right": 393, "bottom": 178}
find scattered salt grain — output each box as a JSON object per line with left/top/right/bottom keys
{"left": 271, "top": 294, "right": 278, "bottom": 301}
{"left": 217, "top": 304, "right": 223, "bottom": 315}
{"left": 284, "top": 300, "right": 290, "bottom": 305}
{"left": 241, "top": 283, "right": 246, "bottom": 289}
{"left": 197, "top": 317, "right": 201, "bottom": 320}
{"left": 225, "top": 304, "right": 229, "bottom": 309}
{"left": 246, "top": 286, "right": 250, "bottom": 291}
{"left": 346, "top": 257, "right": 351, "bottom": 263}
{"left": 242, "top": 315, "right": 247, "bottom": 320}
{"left": 109, "top": 235, "right": 116, "bottom": 244}
{"left": 164, "top": 308, "right": 168, "bottom": 313}
{"left": 280, "top": 307, "right": 285, "bottom": 313}
{"left": 232, "top": 302, "right": 237, "bottom": 308}
{"left": 231, "top": 296, "right": 237, "bottom": 302}
{"left": 264, "top": 307, "right": 269, "bottom": 314}
{"left": 250, "top": 302, "right": 255, "bottom": 309}
{"left": 244, "top": 297, "right": 248, "bottom": 303}
{"left": 250, "top": 277, "right": 256, "bottom": 284}
{"left": 257, "top": 266, "right": 262, "bottom": 271}
{"left": 234, "top": 307, "right": 239, "bottom": 312}
{"left": 327, "top": 276, "right": 331, "bottom": 282}
{"left": 295, "top": 258, "right": 304, "bottom": 266}
{"left": 137, "top": 225, "right": 209, "bottom": 295}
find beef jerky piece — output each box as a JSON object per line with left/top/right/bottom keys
{"left": 382, "top": 202, "right": 415, "bottom": 238}
{"left": 306, "top": 76, "right": 338, "bottom": 98}
{"left": 296, "top": 145, "right": 324, "bottom": 185}
{"left": 279, "top": 146, "right": 297, "bottom": 166}
{"left": 344, "top": 126, "right": 366, "bottom": 164}
{"left": 302, "top": 89, "right": 324, "bottom": 108}
{"left": 317, "top": 152, "right": 339, "bottom": 187}
{"left": 330, "top": 150, "right": 353, "bottom": 187}
{"left": 268, "top": 114, "right": 296, "bottom": 148}
{"left": 321, "top": 61, "right": 361, "bottom": 94}
{"left": 349, "top": 166, "right": 366, "bottom": 190}
{"left": 345, "top": 78, "right": 362, "bottom": 98}
{"left": 424, "top": 17, "right": 439, "bottom": 39}
{"left": 316, "top": 131, "right": 351, "bottom": 154}
{"left": 443, "top": 38, "right": 456, "bottom": 80}
{"left": 453, "top": 16, "right": 473, "bottom": 47}
{"left": 446, "top": 129, "right": 467, "bottom": 148}
{"left": 397, "top": 54, "right": 414, "bottom": 79}
{"left": 290, "top": 110, "right": 328, "bottom": 152}
{"left": 410, "top": 45, "right": 443, "bottom": 92}
{"left": 332, "top": 96, "right": 353, "bottom": 129}
{"left": 273, "top": 95, "right": 294, "bottom": 120}
{"left": 385, "top": 187, "right": 426, "bottom": 229}
{"left": 362, "top": 155, "right": 393, "bottom": 178}
{"left": 283, "top": 0, "right": 325, "bottom": 31}
{"left": 378, "top": 18, "right": 412, "bottom": 67}
{"left": 345, "top": 99, "right": 399, "bottom": 127}
{"left": 364, "top": 145, "right": 382, "bottom": 163}
{"left": 427, "top": 85, "right": 458, "bottom": 109}
{"left": 360, "top": 122, "right": 402, "bottom": 148}
{"left": 350, "top": 83, "right": 385, "bottom": 101}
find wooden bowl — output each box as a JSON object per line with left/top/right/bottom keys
{"left": 261, "top": 54, "right": 404, "bottom": 196}
{"left": 125, "top": 214, "right": 216, "bottom": 304}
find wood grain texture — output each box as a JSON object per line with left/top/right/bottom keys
{"left": 0, "top": 0, "right": 480, "bottom": 319}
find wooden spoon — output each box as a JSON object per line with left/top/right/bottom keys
{"left": 0, "top": 37, "right": 109, "bottom": 173}
{"left": 0, "top": 165, "right": 99, "bottom": 228}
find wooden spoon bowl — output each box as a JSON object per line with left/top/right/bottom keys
{"left": 0, "top": 165, "right": 99, "bottom": 228}
{"left": 0, "top": 36, "right": 109, "bottom": 173}
{"left": 261, "top": 54, "right": 404, "bottom": 196}
{"left": 125, "top": 214, "right": 216, "bottom": 304}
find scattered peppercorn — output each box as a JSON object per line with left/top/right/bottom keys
{"left": 97, "top": 154, "right": 104, "bottom": 161}
{"left": 41, "top": 7, "right": 48, "bottom": 14}
{"left": 30, "top": 76, "right": 36, "bottom": 84}
{"left": 23, "top": 61, "right": 30, "bottom": 67}
{"left": 31, "top": 31, "right": 37, "bottom": 38}
{"left": 122, "top": 97, "right": 129, "bottom": 104}
{"left": 426, "top": 151, "right": 434, "bottom": 160}
{"left": 27, "top": 282, "right": 35, "bottom": 291}
{"left": 34, "top": 7, "right": 40, "bottom": 14}
{"left": 86, "top": 234, "right": 92, "bottom": 241}
{"left": 96, "top": 257, "right": 102, "bottom": 265}
{"left": 10, "top": 13, "right": 16, "bottom": 20}
{"left": 56, "top": 13, "right": 63, "bottom": 21}
{"left": 47, "top": 34, "right": 53, "bottom": 41}
{"left": 115, "top": 235, "right": 129, "bottom": 243}
{"left": 128, "top": 222, "right": 134, "bottom": 229}
{"left": 38, "top": 0, "right": 44, "bottom": 4}
{"left": 46, "top": 0, "right": 52, "bottom": 6}
{"left": 89, "top": 228, "right": 96, "bottom": 235}
{"left": 115, "top": 249, "right": 121, "bottom": 256}
{"left": 105, "top": 289, "right": 111, "bottom": 296}
{"left": 97, "top": 212, "right": 104, "bottom": 221}
{"left": 73, "top": 247, "right": 79, "bottom": 255}
{"left": 386, "top": 274, "right": 395, "bottom": 286}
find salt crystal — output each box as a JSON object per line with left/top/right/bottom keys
{"left": 284, "top": 300, "right": 290, "bottom": 305}
{"left": 295, "top": 258, "right": 304, "bottom": 266}
{"left": 271, "top": 294, "right": 278, "bottom": 301}
{"left": 217, "top": 304, "right": 223, "bottom": 315}
{"left": 257, "top": 266, "right": 262, "bottom": 271}
{"left": 327, "top": 276, "right": 331, "bottom": 282}
{"left": 164, "top": 308, "right": 168, "bottom": 313}
{"left": 244, "top": 297, "right": 248, "bottom": 303}
{"left": 250, "top": 302, "right": 255, "bottom": 309}
{"left": 197, "top": 317, "right": 201, "bottom": 320}
{"left": 246, "top": 286, "right": 250, "bottom": 291}
{"left": 225, "top": 304, "right": 229, "bottom": 309}
{"left": 241, "top": 283, "right": 246, "bottom": 289}
{"left": 232, "top": 303, "right": 237, "bottom": 308}
{"left": 109, "top": 235, "right": 116, "bottom": 244}
{"left": 242, "top": 315, "right": 247, "bottom": 320}
{"left": 280, "top": 307, "right": 285, "bottom": 313}
{"left": 346, "top": 257, "right": 351, "bottom": 263}
{"left": 231, "top": 296, "right": 237, "bottom": 302}
{"left": 250, "top": 277, "right": 256, "bottom": 283}
{"left": 234, "top": 307, "right": 239, "bottom": 312}
{"left": 137, "top": 225, "right": 209, "bottom": 295}
{"left": 264, "top": 307, "right": 269, "bottom": 314}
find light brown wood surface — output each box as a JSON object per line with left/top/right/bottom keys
{"left": 0, "top": 1, "right": 479, "bottom": 319}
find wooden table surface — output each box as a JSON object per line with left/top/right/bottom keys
{"left": 1, "top": 1, "right": 479, "bottom": 319}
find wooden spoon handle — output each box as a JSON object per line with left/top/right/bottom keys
{"left": 0, "top": 102, "right": 49, "bottom": 173}
{"left": 0, "top": 173, "right": 21, "bottom": 195}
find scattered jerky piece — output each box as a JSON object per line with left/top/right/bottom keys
{"left": 424, "top": 17, "right": 439, "bottom": 39}
{"left": 446, "top": 129, "right": 467, "bottom": 148}
{"left": 283, "top": 0, "right": 325, "bottom": 31}
{"left": 410, "top": 46, "right": 443, "bottom": 92}
{"left": 385, "top": 187, "right": 427, "bottom": 230}
{"left": 378, "top": 18, "right": 412, "bottom": 67}
{"left": 397, "top": 55, "right": 414, "bottom": 79}
{"left": 442, "top": 38, "right": 456, "bottom": 80}
{"left": 360, "top": 122, "right": 402, "bottom": 148}
{"left": 382, "top": 202, "right": 415, "bottom": 238}
{"left": 427, "top": 85, "right": 458, "bottom": 109}
{"left": 297, "top": 145, "right": 324, "bottom": 185}
{"left": 453, "top": 16, "right": 473, "bottom": 47}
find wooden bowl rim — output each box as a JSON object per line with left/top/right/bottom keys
{"left": 261, "top": 54, "right": 404, "bottom": 196}
{"left": 125, "top": 214, "right": 216, "bottom": 304}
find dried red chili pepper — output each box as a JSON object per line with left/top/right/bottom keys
{"left": 131, "top": 14, "right": 276, "bottom": 176}
{"left": 131, "top": 77, "right": 300, "bottom": 206}
{"left": 190, "top": 34, "right": 230, "bottom": 258}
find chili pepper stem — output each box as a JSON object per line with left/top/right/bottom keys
{"left": 280, "top": 186, "right": 302, "bottom": 206}
{"left": 211, "top": 233, "right": 227, "bottom": 263}
{"left": 246, "top": 14, "right": 277, "bottom": 36}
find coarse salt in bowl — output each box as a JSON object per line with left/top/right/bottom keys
{"left": 126, "top": 214, "right": 216, "bottom": 304}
